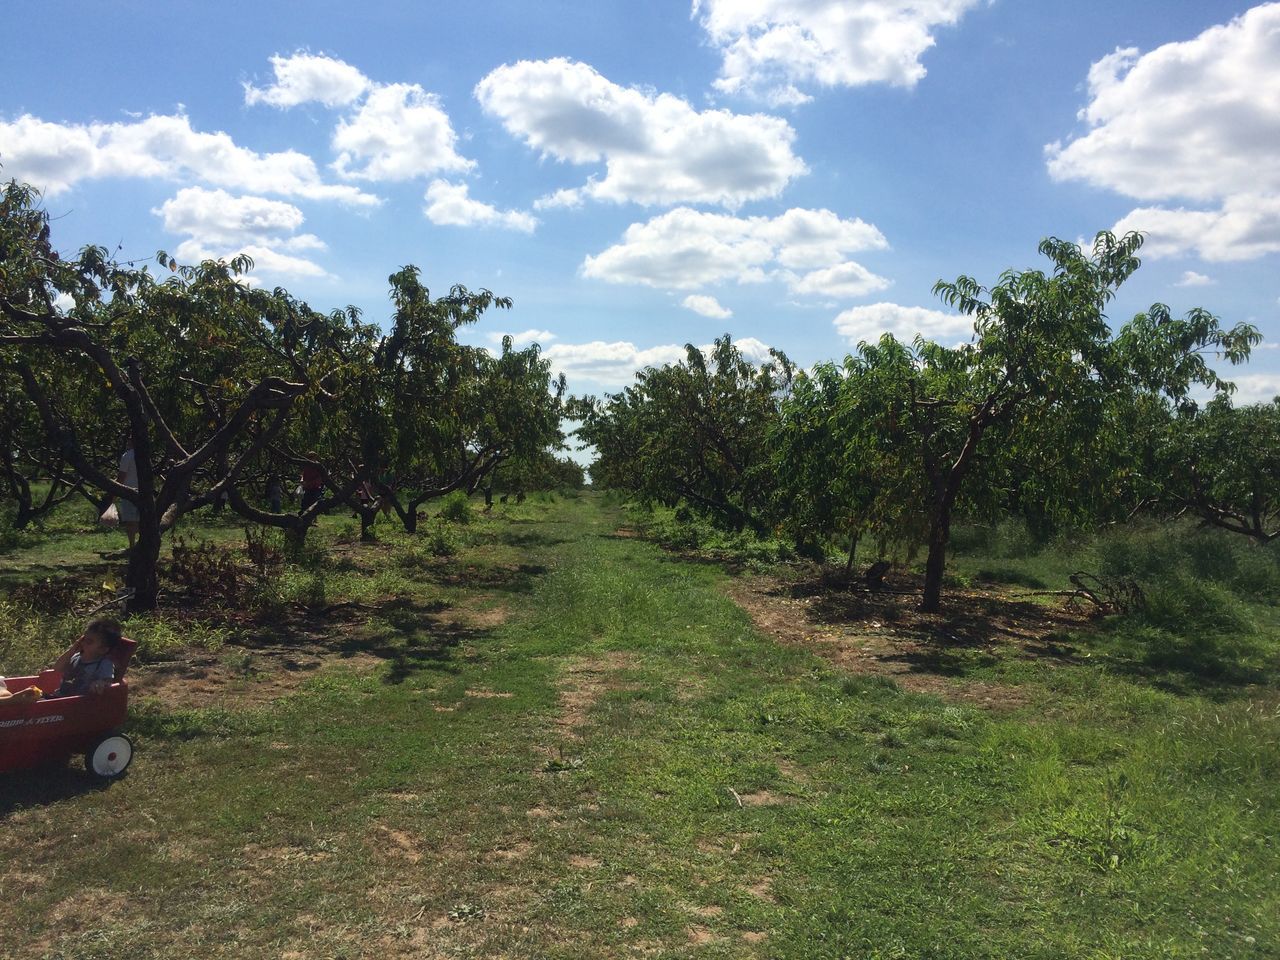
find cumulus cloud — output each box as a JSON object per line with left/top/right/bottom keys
{"left": 788, "top": 261, "right": 891, "bottom": 298}
{"left": 244, "top": 53, "right": 370, "bottom": 108}
{"left": 424, "top": 180, "right": 537, "bottom": 232}
{"left": 332, "top": 83, "right": 474, "bottom": 181}
{"left": 833, "top": 302, "right": 970, "bottom": 346}
{"left": 486, "top": 328, "right": 557, "bottom": 346}
{"left": 1047, "top": 5, "right": 1280, "bottom": 262}
{"left": 545, "top": 336, "right": 773, "bottom": 388}
{"left": 475, "top": 58, "right": 806, "bottom": 207}
{"left": 1175, "top": 270, "right": 1215, "bottom": 288}
{"left": 1224, "top": 372, "right": 1280, "bottom": 405}
{"left": 0, "top": 112, "right": 377, "bottom": 206}
{"left": 154, "top": 187, "right": 329, "bottom": 279}
{"left": 582, "top": 206, "right": 887, "bottom": 297}
{"left": 693, "top": 0, "right": 982, "bottom": 104}
{"left": 682, "top": 294, "right": 733, "bottom": 319}
{"left": 1112, "top": 196, "right": 1280, "bottom": 263}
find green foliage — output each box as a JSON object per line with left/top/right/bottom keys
{"left": 438, "top": 490, "right": 472, "bottom": 524}
{"left": 425, "top": 522, "right": 461, "bottom": 557}
{"left": 1150, "top": 396, "right": 1280, "bottom": 543}
{"left": 630, "top": 501, "right": 796, "bottom": 565}
{"left": 571, "top": 335, "right": 792, "bottom": 533}
{"left": 577, "top": 231, "right": 1258, "bottom": 617}
{"left": 1, "top": 178, "right": 568, "bottom": 612}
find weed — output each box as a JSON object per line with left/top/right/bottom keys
{"left": 124, "top": 614, "right": 231, "bottom": 661}
{"left": 439, "top": 490, "right": 473, "bottom": 524}
{"left": 425, "top": 521, "right": 460, "bottom": 557}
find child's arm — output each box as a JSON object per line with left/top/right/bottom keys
{"left": 0, "top": 686, "right": 39, "bottom": 703}
{"left": 50, "top": 639, "right": 82, "bottom": 673}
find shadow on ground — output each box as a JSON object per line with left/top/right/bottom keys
{"left": 0, "top": 765, "right": 115, "bottom": 816}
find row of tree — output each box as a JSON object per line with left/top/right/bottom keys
{"left": 573, "top": 232, "right": 1274, "bottom": 613}
{"left": 1, "top": 181, "right": 572, "bottom": 611}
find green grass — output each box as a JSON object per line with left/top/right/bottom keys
{"left": 1, "top": 494, "right": 1276, "bottom": 958}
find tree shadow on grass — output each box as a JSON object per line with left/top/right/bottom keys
{"left": 349, "top": 596, "right": 492, "bottom": 684}
{"left": 429, "top": 562, "right": 547, "bottom": 593}
{"left": 767, "top": 569, "right": 1273, "bottom": 699}
{"left": 1078, "top": 627, "right": 1276, "bottom": 699}
{"left": 0, "top": 562, "right": 117, "bottom": 598}
{"left": 492, "top": 529, "right": 570, "bottom": 548}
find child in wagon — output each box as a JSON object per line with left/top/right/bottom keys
{"left": 46, "top": 618, "right": 122, "bottom": 697}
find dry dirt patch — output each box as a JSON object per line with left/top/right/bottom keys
{"left": 129, "top": 649, "right": 381, "bottom": 710}
{"left": 555, "top": 651, "right": 638, "bottom": 737}
{"left": 733, "top": 789, "right": 787, "bottom": 808}
{"left": 725, "top": 573, "right": 1088, "bottom": 710}
{"left": 372, "top": 824, "right": 424, "bottom": 864}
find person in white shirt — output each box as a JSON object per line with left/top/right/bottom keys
{"left": 115, "top": 435, "right": 140, "bottom": 549}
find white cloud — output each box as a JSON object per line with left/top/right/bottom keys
{"left": 582, "top": 206, "right": 887, "bottom": 295}
{"left": 487, "top": 328, "right": 557, "bottom": 346}
{"left": 244, "top": 53, "right": 370, "bottom": 108}
{"left": 0, "top": 112, "right": 378, "bottom": 206}
{"left": 156, "top": 187, "right": 307, "bottom": 245}
{"left": 1224, "top": 372, "right": 1280, "bottom": 405}
{"left": 763, "top": 207, "right": 889, "bottom": 268}
{"left": 788, "top": 261, "right": 891, "bottom": 298}
{"left": 1047, "top": 5, "right": 1280, "bottom": 262}
{"left": 546, "top": 336, "right": 773, "bottom": 389}
{"left": 332, "top": 84, "right": 474, "bottom": 181}
{"left": 475, "top": 58, "right": 805, "bottom": 208}
{"left": 1112, "top": 196, "right": 1280, "bottom": 263}
{"left": 175, "top": 242, "right": 329, "bottom": 279}
{"left": 154, "top": 187, "right": 328, "bottom": 279}
{"left": 682, "top": 294, "right": 733, "bottom": 319}
{"left": 424, "top": 180, "right": 537, "bottom": 232}
{"left": 833, "top": 302, "right": 970, "bottom": 345}
{"left": 694, "top": 0, "right": 982, "bottom": 104}
{"left": 1175, "top": 270, "right": 1215, "bottom": 288}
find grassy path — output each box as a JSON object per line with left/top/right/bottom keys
{"left": 2, "top": 495, "right": 1276, "bottom": 958}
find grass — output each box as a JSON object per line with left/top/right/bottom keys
{"left": 0, "top": 494, "right": 1276, "bottom": 958}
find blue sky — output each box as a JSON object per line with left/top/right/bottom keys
{"left": 3, "top": 1, "right": 1278, "bottom": 401}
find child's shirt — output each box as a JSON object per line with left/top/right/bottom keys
{"left": 55, "top": 654, "right": 115, "bottom": 697}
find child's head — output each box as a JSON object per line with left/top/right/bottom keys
{"left": 81, "top": 618, "right": 123, "bottom": 658}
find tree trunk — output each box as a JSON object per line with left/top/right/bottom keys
{"left": 13, "top": 501, "right": 34, "bottom": 530}
{"left": 358, "top": 506, "right": 377, "bottom": 540}
{"left": 844, "top": 532, "right": 860, "bottom": 576}
{"left": 921, "top": 508, "right": 950, "bottom": 614}
{"left": 125, "top": 506, "right": 162, "bottom": 612}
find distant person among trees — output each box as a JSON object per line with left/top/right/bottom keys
{"left": 46, "top": 619, "right": 122, "bottom": 698}
{"left": 266, "top": 476, "right": 284, "bottom": 513}
{"left": 299, "top": 458, "right": 325, "bottom": 514}
{"left": 378, "top": 471, "right": 397, "bottom": 517}
{"left": 116, "top": 435, "right": 140, "bottom": 549}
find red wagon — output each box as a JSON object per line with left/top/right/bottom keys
{"left": 0, "top": 638, "right": 137, "bottom": 779}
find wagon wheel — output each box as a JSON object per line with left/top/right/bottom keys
{"left": 86, "top": 733, "right": 133, "bottom": 780}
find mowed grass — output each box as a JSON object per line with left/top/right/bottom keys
{"left": 0, "top": 495, "right": 1276, "bottom": 958}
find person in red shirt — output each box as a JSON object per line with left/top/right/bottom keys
{"left": 299, "top": 458, "right": 325, "bottom": 514}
